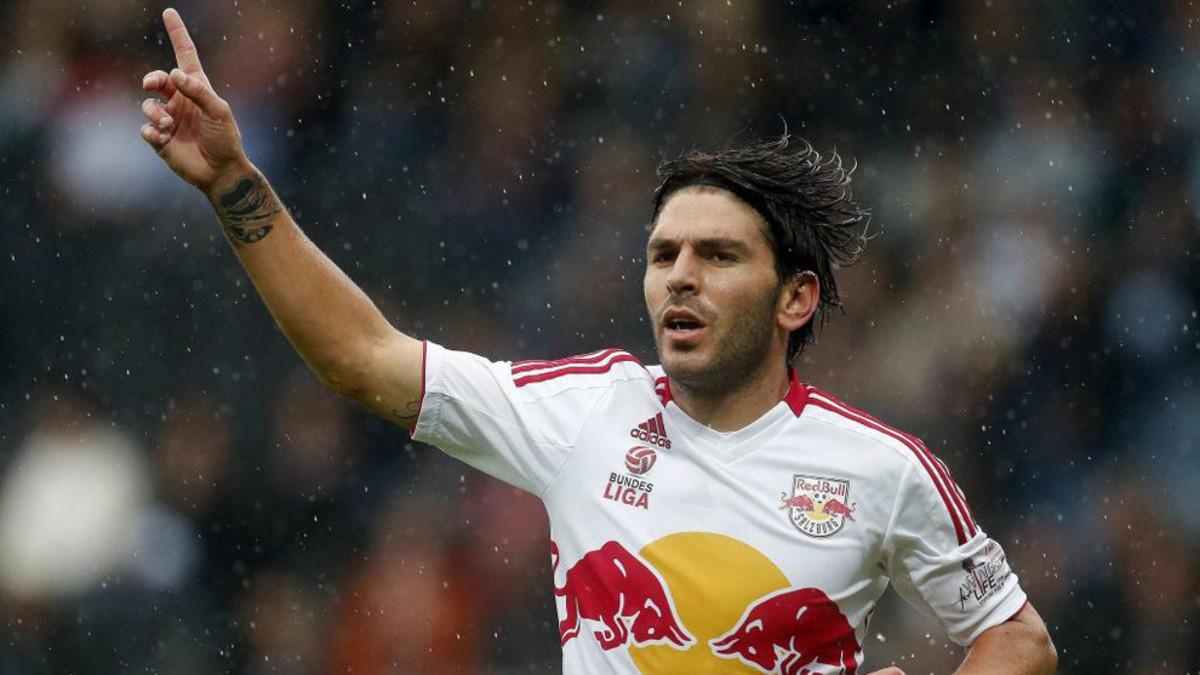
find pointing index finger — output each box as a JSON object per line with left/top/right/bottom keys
{"left": 163, "top": 7, "right": 204, "bottom": 74}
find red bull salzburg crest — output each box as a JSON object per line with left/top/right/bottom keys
{"left": 781, "top": 474, "right": 856, "bottom": 538}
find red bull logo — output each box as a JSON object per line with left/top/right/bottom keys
{"left": 554, "top": 534, "right": 864, "bottom": 673}
{"left": 779, "top": 493, "right": 815, "bottom": 512}
{"left": 552, "top": 540, "right": 694, "bottom": 651}
{"left": 710, "top": 587, "right": 861, "bottom": 675}
{"left": 783, "top": 475, "right": 855, "bottom": 538}
{"left": 822, "top": 499, "right": 855, "bottom": 521}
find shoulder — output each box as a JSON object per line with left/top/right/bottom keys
{"left": 802, "top": 384, "right": 981, "bottom": 543}
{"left": 800, "top": 384, "right": 934, "bottom": 473}
{"left": 508, "top": 347, "right": 655, "bottom": 398}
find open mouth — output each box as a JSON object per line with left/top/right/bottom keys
{"left": 665, "top": 318, "right": 704, "bottom": 332}
{"left": 662, "top": 308, "right": 708, "bottom": 341}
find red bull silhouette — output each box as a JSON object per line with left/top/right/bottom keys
{"left": 710, "top": 587, "right": 860, "bottom": 675}
{"left": 551, "top": 540, "right": 694, "bottom": 651}
{"left": 779, "top": 493, "right": 815, "bottom": 511}
{"left": 822, "top": 499, "right": 856, "bottom": 521}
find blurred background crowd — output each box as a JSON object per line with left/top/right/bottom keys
{"left": 1, "top": 0, "right": 1197, "bottom": 673}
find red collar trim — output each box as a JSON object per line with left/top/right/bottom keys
{"left": 655, "top": 369, "right": 808, "bottom": 417}
{"left": 783, "top": 367, "right": 809, "bottom": 417}
{"left": 654, "top": 376, "right": 672, "bottom": 406}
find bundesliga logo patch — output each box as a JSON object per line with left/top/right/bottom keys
{"left": 780, "top": 475, "right": 856, "bottom": 538}
{"left": 603, "top": 413, "right": 671, "bottom": 510}
{"left": 602, "top": 446, "right": 657, "bottom": 510}
{"left": 625, "top": 445, "right": 657, "bottom": 475}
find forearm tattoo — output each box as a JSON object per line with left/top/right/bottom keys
{"left": 216, "top": 173, "right": 282, "bottom": 244}
{"left": 392, "top": 398, "right": 420, "bottom": 423}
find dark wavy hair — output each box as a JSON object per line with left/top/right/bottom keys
{"left": 651, "top": 134, "right": 871, "bottom": 361}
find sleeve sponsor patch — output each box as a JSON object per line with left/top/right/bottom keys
{"left": 957, "top": 541, "right": 1012, "bottom": 611}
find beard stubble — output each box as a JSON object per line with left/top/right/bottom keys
{"left": 655, "top": 284, "right": 781, "bottom": 397}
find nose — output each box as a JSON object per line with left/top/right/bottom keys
{"left": 665, "top": 247, "right": 699, "bottom": 295}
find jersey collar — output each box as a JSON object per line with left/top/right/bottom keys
{"left": 657, "top": 366, "right": 810, "bottom": 418}
{"left": 782, "top": 366, "right": 809, "bottom": 417}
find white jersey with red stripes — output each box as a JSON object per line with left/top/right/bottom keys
{"left": 413, "top": 342, "right": 1027, "bottom": 675}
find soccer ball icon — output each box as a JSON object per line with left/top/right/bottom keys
{"left": 625, "top": 446, "right": 658, "bottom": 475}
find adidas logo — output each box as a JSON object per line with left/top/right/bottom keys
{"left": 630, "top": 412, "right": 671, "bottom": 449}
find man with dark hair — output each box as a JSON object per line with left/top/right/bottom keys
{"left": 139, "top": 9, "right": 1056, "bottom": 674}
{"left": 649, "top": 138, "right": 867, "bottom": 372}
{"left": 652, "top": 138, "right": 867, "bottom": 362}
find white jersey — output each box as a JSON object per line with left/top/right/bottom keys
{"left": 413, "top": 342, "right": 1027, "bottom": 675}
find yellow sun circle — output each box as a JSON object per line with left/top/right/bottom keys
{"left": 629, "top": 532, "right": 790, "bottom": 674}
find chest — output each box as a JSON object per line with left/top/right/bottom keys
{"left": 542, "top": 402, "right": 891, "bottom": 590}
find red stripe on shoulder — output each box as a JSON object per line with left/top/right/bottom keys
{"left": 512, "top": 348, "right": 621, "bottom": 374}
{"left": 935, "top": 455, "right": 978, "bottom": 530}
{"left": 807, "top": 388, "right": 977, "bottom": 538}
{"left": 808, "top": 390, "right": 973, "bottom": 545}
{"left": 513, "top": 352, "right": 643, "bottom": 388}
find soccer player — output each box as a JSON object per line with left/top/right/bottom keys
{"left": 140, "top": 8, "right": 1056, "bottom": 674}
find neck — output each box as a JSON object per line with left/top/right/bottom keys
{"left": 671, "top": 359, "right": 792, "bottom": 432}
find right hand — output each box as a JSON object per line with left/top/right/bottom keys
{"left": 140, "top": 8, "right": 249, "bottom": 194}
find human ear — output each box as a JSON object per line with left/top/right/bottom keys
{"left": 778, "top": 271, "right": 819, "bottom": 332}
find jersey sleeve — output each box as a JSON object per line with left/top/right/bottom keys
{"left": 882, "top": 459, "right": 1028, "bottom": 646}
{"left": 411, "top": 341, "right": 614, "bottom": 496}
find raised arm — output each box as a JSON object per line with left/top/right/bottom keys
{"left": 139, "top": 8, "right": 423, "bottom": 428}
